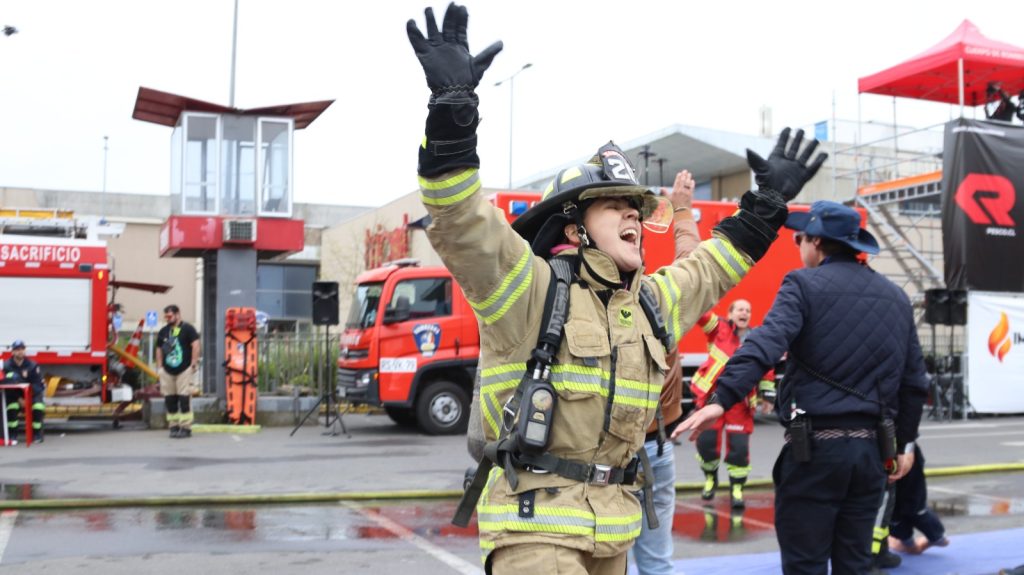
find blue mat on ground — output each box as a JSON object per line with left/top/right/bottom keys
{"left": 631, "top": 527, "right": 1024, "bottom": 575}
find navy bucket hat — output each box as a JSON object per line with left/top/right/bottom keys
{"left": 784, "top": 201, "right": 879, "bottom": 255}
{"left": 10, "top": 340, "right": 26, "bottom": 350}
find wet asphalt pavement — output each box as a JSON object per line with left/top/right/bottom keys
{"left": 0, "top": 414, "right": 1022, "bottom": 573}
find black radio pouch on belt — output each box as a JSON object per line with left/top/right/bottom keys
{"left": 788, "top": 416, "right": 812, "bottom": 463}
{"left": 877, "top": 417, "right": 897, "bottom": 463}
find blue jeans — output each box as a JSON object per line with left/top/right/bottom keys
{"left": 630, "top": 439, "right": 676, "bottom": 575}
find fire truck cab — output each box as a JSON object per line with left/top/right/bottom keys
{"left": 338, "top": 258, "right": 479, "bottom": 435}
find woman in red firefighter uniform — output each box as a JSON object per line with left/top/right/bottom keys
{"left": 406, "top": 5, "right": 825, "bottom": 573}
{"left": 690, "top": 300, "right": 775, "bottom": 508}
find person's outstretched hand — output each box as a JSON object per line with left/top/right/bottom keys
{"left": 671, "top": 404, "right": 725, "bottom": 442}
{"left": 746, "top": 128, "right": 828, "bottom": 202}
{"left": 407, "top": 3, "right": 503, "bottom": 107}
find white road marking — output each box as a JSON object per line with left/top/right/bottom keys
{"left": 341, "top": 502, "right": 482, "bottom": 575}
{"left": 0, "top": 510, "right": 18, "bottom": 564}
{"left": 1001, "top": 441, "right": 1024, "bottom": 447}
{"left": 675, "top": 500, "right": 775, "bottom": 531}
{"left": 231, "top": 435, "right": 242, "bottom": 442}
{"left": 917, "top": 430, "right": 1024, "bottom": 441}
{"left": 929, "top": 485, "right": 1015, "bottom": 504}
{"left": 919, "top": 423, "right": 998, "bottom": 430}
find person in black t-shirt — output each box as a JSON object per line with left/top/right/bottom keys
{"left": 155, "top": 304, "right": 200, "bottom": 438}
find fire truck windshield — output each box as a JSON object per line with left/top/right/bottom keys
{"left": 347, "top": 282, "right": 384, "bottom": 329}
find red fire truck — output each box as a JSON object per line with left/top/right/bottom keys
{"left": 0, "top": 210, "right": 142, "bottom": 427}
{"left": 337, "top": 193, "right": 806, "bottom": 435}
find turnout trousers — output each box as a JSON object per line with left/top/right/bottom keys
{"left": 772, "top": 436, "right": 886, "bottom": 575}
{"left": 489, "top": 543, "right": 627, "bottom": 575}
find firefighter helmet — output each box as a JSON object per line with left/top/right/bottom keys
{"left": 512, "top": 142, "right": 665, "bottom": 253}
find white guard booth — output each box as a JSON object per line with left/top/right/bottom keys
{"left": 967, "top": 292, "right": 1024, "bottom": 413}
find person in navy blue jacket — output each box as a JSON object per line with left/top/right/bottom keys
{"left": 674, "top": 200, "right": 929, "bottom": 575}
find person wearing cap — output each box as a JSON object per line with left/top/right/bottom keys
{"left": 675, "top": 200, "right": 929, "bottom": 575}
{"left": 407, "top": 4, "right": 826, "bottom": 573}
{"left": 3, "top": 340, "right": 46, "bottom": 444}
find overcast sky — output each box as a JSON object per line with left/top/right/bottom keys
{"left": 0, "top": 1, "right": 1015, "bottom": 208}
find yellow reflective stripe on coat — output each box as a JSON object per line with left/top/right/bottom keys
{"left": 480, "top": 363, "right": 526, "bottom": 395}
{"left": 614, "top": 378, "right": 661, "bottom": 409}
{"left": 468, "top": 243, "right": 534, "bottom": 325}
{"left": 702, "top": 314, "right": 719, "bottom": 334}
{"left": 478, "top": 539, "right": 495, "bottom": 566}
{"left": 550, "top": 365, "right": 660, "bottom": 409}
{"left": 649, "top": 273, "right": 682, "bottom": 347}
{"left": 479, "top": 363, "right": 526, "bottom": 437}
{"left": 478, "top": 503, "right": 596, "bottom": 536}
{"left": 692, "top": 345, "right": 730, "bottom": 392}
{"left": 418, "top": 169, "right": 481, "bottom": 206}
{"left": 705, "top": 238, "right": 750, "bottom": 283}
{"left": 594, "top": 512, "right": 643, "bottom": 542}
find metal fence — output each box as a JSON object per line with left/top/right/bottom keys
{"left": 257, "top": 332, "right": 338, "bottom": 394}
{"left": 112, "top": 330, "right": 338, "bottom": 395}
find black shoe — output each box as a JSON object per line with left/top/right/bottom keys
{"left": 179, "top": 428, "right": 192, "bottom": 438}
{"left": 169, "top": 427, "right": 181, "bottom": 438}
{"left": 34, "top": 429, "right": 44, "bottom": 444}
{"left": 875, "top": 549, "right": 901, "bottom": 569}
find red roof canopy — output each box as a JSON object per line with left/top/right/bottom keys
{"left": 132, "top": 87, "right": 333, "bottom": 130}
{"left": 858, "top": 20, "right": 1024, "bottom": 105}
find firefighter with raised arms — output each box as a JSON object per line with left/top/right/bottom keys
{"left": 406, "top": 4, "right": 826, "bottom": 573}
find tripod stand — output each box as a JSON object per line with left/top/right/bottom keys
{"left": 290, "top": 326, "right": 349, "bottom": 437}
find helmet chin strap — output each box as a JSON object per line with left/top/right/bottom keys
{"left": 565, "top": 200, "right": 630, "bottom": 289}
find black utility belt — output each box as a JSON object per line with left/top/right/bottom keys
{"left": 785, "top": 428, "right": 876, "bottom": 443}
{"left": 517, "top": 452, "right": 639, "bottom": 486}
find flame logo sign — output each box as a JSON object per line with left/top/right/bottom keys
{"left": 988, "top": 312, "right": 1012, "bottom": 363}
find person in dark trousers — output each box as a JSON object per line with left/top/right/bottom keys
{"left": 888, "top": 442, "right": 949, "bottom": 555}
{"left": 675, "top": 200, "right": 929, "bottom": 575}
{"left": 3, "top": 340, "right": 46, "bottom": 444}
{"left": 155, "top": 305, "right": 201, "bottom": 439}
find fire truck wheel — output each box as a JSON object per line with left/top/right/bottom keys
{"left": 385, "top": 406, "right": 418, "bottom": 428}
{"left": 416, "top": 380, "right": 469, "bottom": 436}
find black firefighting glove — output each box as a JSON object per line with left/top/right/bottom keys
{"left": 746, "top": 127, "right": 827, "bottom": 202}
{"left": 407, "top": 3, "right": 503, "bottom": 178}
{"left": 714, "top": 128, "right": 828, "bottom": 261}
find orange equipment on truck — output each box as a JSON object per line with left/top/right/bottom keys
{"left": 337, "top": 192, "right": 807, "bottom": 434}
{"left": 224, "top": 307, "right": 258, "bottom": 425}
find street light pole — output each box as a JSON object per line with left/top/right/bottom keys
{"left": 495, "top": 63, "right": 533, "bottom": 191}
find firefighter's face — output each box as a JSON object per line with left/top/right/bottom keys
{"left": 11, "top": 347, "right": 25, "bottom": 361}
{"left": 570, "top": 197, "right": 643, "bottom": 272}
{"left": 728, "top": 300, "right": 752, "bottom": 329}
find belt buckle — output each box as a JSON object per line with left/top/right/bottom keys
{"left": 590, "top": 464, "right": 611, "bottom": 486}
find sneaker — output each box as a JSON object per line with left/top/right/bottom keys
{"left": 33, "top": 429, "right": 44, "bottom": 444}
{"left": 169, "top": 427, "right": 181, "bottom": 438}
{"left": 178, "top": 428, "right": 192, "bottom": 438}
{"left": 701, "top": 473, "right": 718, "bottom": 501}
{"left": 730, "top": 483, "right": 745, "bottom": 509}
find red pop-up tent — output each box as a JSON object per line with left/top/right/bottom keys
{"left": 858, "top": 20, "right": 1024, "bottom": 109}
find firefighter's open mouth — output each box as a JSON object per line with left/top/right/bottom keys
{"left": 619, "top": 228, "right": 639, "bottom": 246}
